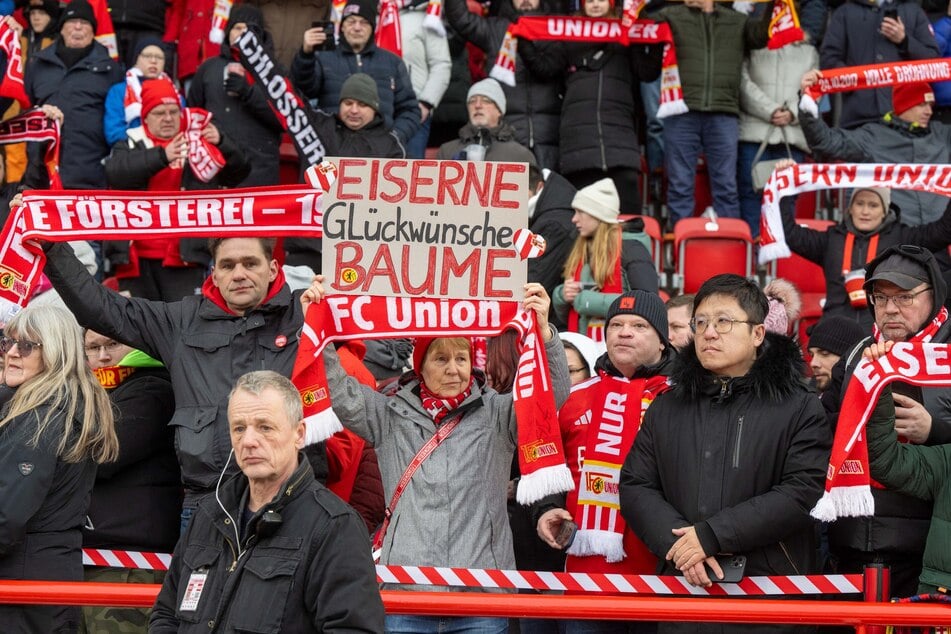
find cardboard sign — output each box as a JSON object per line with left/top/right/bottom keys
{"left": 321, "top": 158, "right": 530, "bottom": 301}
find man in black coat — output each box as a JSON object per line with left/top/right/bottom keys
{"left": 150, "top": 371, "right": 384, "bottom": 633}
{"left": 620, "top": 274, "right": 830, "bottom": 633}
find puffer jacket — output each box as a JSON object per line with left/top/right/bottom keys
{"left": 739, "top": 41, "right": 818, "bottom": 152}
{"left": 24, "top": 39, "right": 123, "bottom": 188}
{"left": 779, "top": 195, "right": 951, "bottom": 330}
{"left": 436, "top": 121, "right": 537, "bottom": 163}
{"left": 620, "top": 333, "right": 831, "bottom": 634}
{"left": 43, "top": 242, "right": 307, "bottom": 496}
{"left": 150, "top": 458, "right": 385, "bottom": 633}
{"left": 321, "top": 332, "right": 570, "bottom": 587}
{"left": 556, "top": 40, "right": 662, "bottom": 175}
{"left": 290, "top": 39, "right": 421, "bottom": 143}
{"left": 443, "top": 0, "right": 565, "bottom": 170}
{"left": 799, "top": 109, "right": 951, "bottom": 226}
{"left": 820, "top": 0, "right": 939, "bottom": 129}
{"left": 867, "top": 391, "right": 951, "bottom": 594}
{"left": 399, "top": 6, "right": 452, "bottom": 108}
{"left": 0, "top": 401, "right": 96, "bottom": 633}
{"left": 657, "top": 4, "right": 770, "bottom": 114}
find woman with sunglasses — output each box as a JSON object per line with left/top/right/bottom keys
{"left": 0, "top": 304, "right": 118, "bottom": 633}
{"left": 775, "top": 159, "right": 951, "bottom": 332}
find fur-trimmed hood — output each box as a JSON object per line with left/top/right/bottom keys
{"left": 670, "top": 332, "right": 809, "bottom": 403}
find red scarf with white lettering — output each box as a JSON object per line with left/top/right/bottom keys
{"left": 0, "top": 109, "right": 60, "bottom": 190}
{"left": 569, "top": 372, "right": 669, "bottom": 561}
{"left": 209, "top": 0, "right": 234, "bottom": 45}
{"left": 0, "top": 184, "right": 325, "bottom": 324}
{"left": 293, "top": 296, "right": 573, "bottom": 504}
{"left": 182, "top": 108, "right": 225, "bottom": 183}
{"left": 767, "top": 0, "right": 804, "bottom": 50}
{"left": 0, "top": 21, "right": 29, "bottom": 109}
{"left": 490, "top": 17, "right": 688, "bottom": 118}
{"left": 758, "top": 163, "right": 951, "bottom": 265}
{"left": 376, "top": 0, "right": 405, "bottom": 56}
{"left": 811, "top": 340, "right": 951, "bottom": 521}
{"left": 801, "top": 59, "right": 951, "bottom": 105}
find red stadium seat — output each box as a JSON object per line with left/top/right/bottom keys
{"left": 672, "top": 217, "right": 754, "bottom": 295}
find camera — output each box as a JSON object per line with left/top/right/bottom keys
{"left": 312, "top": 21, "right": 336, "bottom": 51}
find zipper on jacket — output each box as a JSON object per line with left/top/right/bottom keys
{"left": 226, "top": 537, "right": 239, "bottom": 572}
{"left": 731, "top": 415, "right": 744, "bottom": 468}
{"left": 702, "top": 13, "right": 714, "bottom": 111}
{"left": 596, "top": 70, "right": 607, "bottom": 171}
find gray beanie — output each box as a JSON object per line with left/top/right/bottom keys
{"left": 340, "top": 73, "right": 380, "bottom": 113}
{"left": 467, "top": 78, "right": 507, "bottom": 116}
{"left": 572, "top": 178, "right": 620, "bottom": 224}
{"left": 850, "top": 187, "right": 891, "bottom": 213}
{"left": 605, "top": 290, "right": 669, "bottom": 348}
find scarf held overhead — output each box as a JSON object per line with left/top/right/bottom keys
{"left": 758, "top": 163, "right": 951, "bottom": 265}
{"left": 293, "top": 295, "right": 573, "bottom": 504}
{"left": 811, "top": 341, "right": 951, "bottom": 522}
{"left": 0, "top": 109, "right": 61, "bottom": 190}
{"left": 0, "top": 184, "right": 326, "bottom": 324}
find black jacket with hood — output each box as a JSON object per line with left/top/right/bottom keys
{"left": 826, "top": 245, "right": 951, "bottom": 576}
{"left": 527, "top": 170, "right": 578, "bottom": 311}
{"left": 780, "top": 195, "right": 951, "bottom": 331}
{"left": 620, "top": 333, "right": 830, "bottom": 634}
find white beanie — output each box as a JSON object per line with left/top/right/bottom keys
{"left": 572, "top": 178, "right": 620, "bottom": 224}
{"left": 467, "top": 78, "right": 507, "bottom": 116}
{"left": 559, "top": 331, "right": 605, "bottom": 376}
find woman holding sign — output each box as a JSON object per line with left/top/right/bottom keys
{"left": 0, "top": 304, "right": 118, "bottom": 633}
{"left": 553, "top": 178, "right": 658, "bottom": 342}
{"left": 318, "top": 281, "right": 570, "bottom": 634}
{"left": 774, "top": 159, "right": 951, "bottom": 331}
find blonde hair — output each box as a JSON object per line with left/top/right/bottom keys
{"left": 562, "top": 221, "right": 621, "bottom": 288}
{"left": 1, "top": 305, "right": 118, "bottom": 464}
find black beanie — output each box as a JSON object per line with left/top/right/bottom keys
{"left": 24, "top": 0, "right": 62, "bottom": 24}
{"left": 340, "top": 73, "right": 381, "bottom": 112}
{"left": 58, "top": 0, "right": 97, "bottom": 32}
{"left": 227, "top": 5, "right": 265, "bottom": 32}
{"left": 340, "top": 0, "right": 377, "bottom": 31}
{"left": 806, "top": 316, "right": 867, "bottom": 357}
{"left": 605, "top": 290, "right": 669, "bottom": 348}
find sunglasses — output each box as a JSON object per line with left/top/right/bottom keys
{"left": 0, "top": 337, "right": 43, "bottom": 357}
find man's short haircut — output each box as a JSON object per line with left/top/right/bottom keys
{"left": 693, "top": 274, "right": 768, "bottom": 324}
{"left": 208, "top": 237, "right": 277, "bottom": 263}
{"left": 230, "top": 370, "right": 303, "bottom": 427}
{"left": 528, "top": 164, "right": 543, "bottom": 192}
{"left": 666, "top": 293, "right": 694, "bottom": 311}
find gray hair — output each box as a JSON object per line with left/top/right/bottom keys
{"left": 229, "top": 371, "right": 303, "bottom": 427}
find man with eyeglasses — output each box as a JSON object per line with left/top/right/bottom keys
{"left": 824, "top": 244, "right": 951, "bottom": 598}
{"left": 619, "top": 274, "right": 830, "bottom": 603}
{"left": 103, "top": 77, "right": 250, "bottom": 302}
{"left": 535, "top": 289, "right": 673, "bottom": 634}
{"left": 79, "top": 329, "right": 180, "bottom": 633}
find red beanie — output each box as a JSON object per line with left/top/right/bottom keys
{"left": 141, "top": 78, "right": 181, "bottom": 119}
{"left": 892, "top": 82, "right": 934, "bottom": 115}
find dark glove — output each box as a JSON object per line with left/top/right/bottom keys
{"left": 224, "top": 72, "right": 253, "bottom": 100}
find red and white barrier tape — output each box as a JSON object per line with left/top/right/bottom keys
{"left": 82, "top": 549, "right": 863, "bottom": 596}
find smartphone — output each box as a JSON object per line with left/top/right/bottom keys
{"left": 704, "top": 554, "right": 747, "bottom": 583}
{"left": 883, "top": 6, "right": 898, "bottom": 20}
{"left": 312, "top": 21, "right": 336, "bottom": 50}
{"left": 555, "top": 520, "right": 578, "bottom": 550}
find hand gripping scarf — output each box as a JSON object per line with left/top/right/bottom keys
{"left": 811, "top": 338, "right": 951, "bottom": 521}
{"left": 0, "top": 110, "right": 61, "bottom": 190}
{"left": 758, "top": 163, "right": 951, "bottom": 265}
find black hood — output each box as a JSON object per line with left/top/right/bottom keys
{"left": 862, "top": 243, "right": 948, "bottom": 325}
{"left": 670, "top": 332, "right": 809, "bottom": 403}
{"left": 533, "top": 171, "right": 577, "bottom": 219}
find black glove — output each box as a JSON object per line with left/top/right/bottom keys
{"left": 224, "top": 72, "right": 253, "bottom": 100}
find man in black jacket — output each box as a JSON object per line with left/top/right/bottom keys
{"left": 150, "top": 371, "right": 384, "bottom": 634}
{"left": 620, "top": 275, "right": 829, "bottom": 631}
{"left": 526, "top": 166, "right": 577, "bottom": 329}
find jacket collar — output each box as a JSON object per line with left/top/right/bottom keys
{"left": 199, "top": 267, "right": 290, "bottom": 318}
{"left": 595, "top": 346, "right": 676, "bottom": 380}
{"left": 209, "top": 453, "right": 316, "bottom": 527}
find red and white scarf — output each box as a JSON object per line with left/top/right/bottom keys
{"left": 293, "top": 296, "right": 574, "bottom": 504}
{"left": 182, "top": 108, "right": 225, "bottom": 183}
{"left": 0, "top": 184, "right": 326, "bottom": 324}
{"left": 209, "top": 0, "right": 234, "bottom": 45}
{"left": 376, "top": 0, "right": 448, "bottom": 56}
{"left": 420, "top": 377, "right": 473, "bottom": 423}
{"left": 0, "top": 21, "right": 29, "bottom": 109}
{"left": 0, "top": 109, "right": 60, "bottom": 190}
{"left": 758, "top": 163, "right": 951, "bottom": 265}
{"left": 569, "top": 373, "right": 669, "bottom": 561}
{"left": 766, "top": 0, "right": 805, "bottom": 50}
{"left": 490, "top": 17, "right": 687, "bottom": 119}
{"left": 811, "top": 336, "right": 951, "bottom": 522}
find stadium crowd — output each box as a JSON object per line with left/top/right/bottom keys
{"left": 0, "top": 0, "right": 950, "bottom": 632}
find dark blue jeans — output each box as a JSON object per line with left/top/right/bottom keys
{"left": 385, "top": 615, "right": 508, "bottom": 633}
{"left": 405, "top": 116, "right": 433, "bottom": 159}
{"left": 663, "top": 111, "right": 740, "bottom": 223}
{"left": 736, "top": 140, "right": 805, "bottom": 238}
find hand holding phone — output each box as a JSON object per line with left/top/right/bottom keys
{"left": 555, "top": 520, "right": 578, "bottom": 550}
{"left": 703, "top": 555, "right": 747, "bottom": 583}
